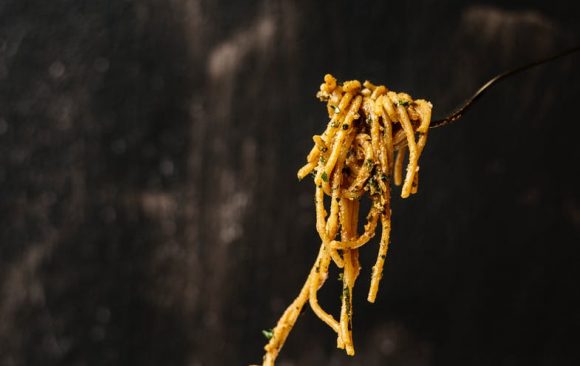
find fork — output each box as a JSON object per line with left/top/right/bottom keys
{"left": 430, "top": 44, "right": 580, "bottom": 129}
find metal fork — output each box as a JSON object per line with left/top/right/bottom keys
{"left": 430, "top": 44, "right": 580, "bottom": 129}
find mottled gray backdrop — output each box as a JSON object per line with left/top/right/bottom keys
{"left": 1, "top": 1, "right": 579, "bottom": 365}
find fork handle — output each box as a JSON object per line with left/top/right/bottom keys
{"left": 430, "top": 44, "right": 580, "bottom": 129}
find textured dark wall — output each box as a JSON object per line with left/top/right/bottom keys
{"left": 1, "top": 1, "right": 579, "bottom": 365}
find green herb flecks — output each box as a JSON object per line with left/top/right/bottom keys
{"left": 343, "top": 286, "right": 352, "bottom": 330}
{"left": 321, "top": 171, "right": 328, "bottom": 182}
{"left": 262, "top": 329, "right": 274, "bottom": 340}
{"left": 367, "top": 176, "right": 380, "bottom": 195}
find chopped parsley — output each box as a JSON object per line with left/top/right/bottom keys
{"left": 321, "top": 171, "right": 328, "bottom": 182}
{"left": 310, "top": 168, "right": 317, "bottom": 179}
{"left": 343, "top": 287, "right": 351, "bottom": 315}
{"left": 262, "top": 329, "right": 274, "bottom": 340}
{"left": 367, "top": 176, "right": 380, "bottom": 195}
{"left": 398, "top": 100, "right": 410, "bottom": 107}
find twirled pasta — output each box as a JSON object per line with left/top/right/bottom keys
{"left": 261, "top": 74, "right": 432, "bottom": 365}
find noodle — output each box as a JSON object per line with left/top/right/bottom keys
{"left": 261, "top": 74, "right": 432, "bottom": 365}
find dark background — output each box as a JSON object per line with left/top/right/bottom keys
{"left": 1, "top": 1, "right": 579, "bottom": 365}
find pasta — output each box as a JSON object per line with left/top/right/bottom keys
{"left": 261, "top": 74, "right": 432, "bottom": 365}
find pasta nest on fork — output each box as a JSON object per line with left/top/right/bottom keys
{"left": 261, "top": 74, "right": 433, "bottom": 366}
